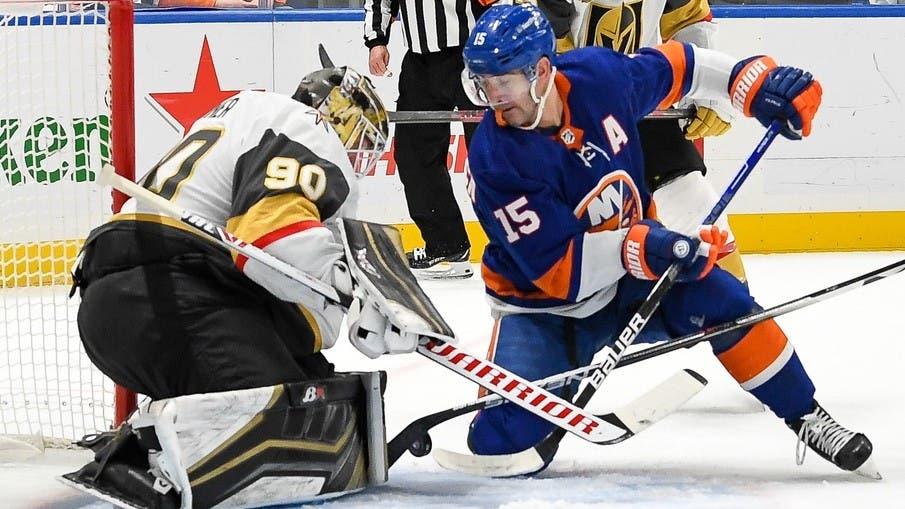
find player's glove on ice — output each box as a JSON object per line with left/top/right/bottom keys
{"left": 729, "top": 57, "right": 822, "bottom": 140}
{"left": 622, "top": 220, "right": 728, "bottom": 282}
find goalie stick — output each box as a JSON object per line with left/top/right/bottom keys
{"left": 387, "top": 254, "right": 905, "bottom": 467}
{"left": 339, "top": 220, "right": 636, "bottom": 445}
{"left": 429, "top": 122, "right": 783, "bottom": 477}
{"left": 96, "top": 166, "right": 632, "bottom": 446}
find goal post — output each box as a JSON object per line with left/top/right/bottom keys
{"left": 107, "top": 0, "right": 137, "bottom": 428}
{"left": 0, "top": 0, "right": 136, "bottom": 449}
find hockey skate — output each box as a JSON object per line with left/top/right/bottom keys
{"left": 787, "top": 401, "right": 881, "bottom": 479}
{"left": 407, "top": 245, "right": 473, "bottom": 280}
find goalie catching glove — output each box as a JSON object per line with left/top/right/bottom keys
{"left": 622, "top": 220, "right": 729, "bottom": 282}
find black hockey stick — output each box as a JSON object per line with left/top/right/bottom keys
{"left": 388, "top": 107, "right": 694, "bottom": 124}
{"left": 431, "top": 122, "right": 784, "bottom": 476}
{"left": 388, "top": 254, "right": 905, "bottom": 466}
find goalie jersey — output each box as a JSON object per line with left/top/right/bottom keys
{"left": 569, "top": 0, "right": 713, "bottom": 52}
{"left": 468, "top": 42, "right": 732, "bottom": 317}
{"left": 111, "top": 90, "right": 357, "bottom": 347}
{"left": 567, "top": 0, "right": 730, "bottom": 116}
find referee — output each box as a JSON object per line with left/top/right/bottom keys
{"left": 364, "top": 0, "right": 489, "bottom": 280}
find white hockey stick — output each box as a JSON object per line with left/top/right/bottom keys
{"left": 416, "top": 337, "right": 629, "bottom": 443}
{"left": 98, "top": 165, "right": 631, "bottom": 445}
{"left": 433, "top": 369, "right": 707, "bottom": 477}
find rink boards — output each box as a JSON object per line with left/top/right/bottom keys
{"left": 1, "top": 4, "right": 904, "bottom": 289}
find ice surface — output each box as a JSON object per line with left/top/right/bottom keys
{"left": 2, "top": 252, "right": 903, "bottom": 509}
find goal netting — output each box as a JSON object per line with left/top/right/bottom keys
{"left": 0, "top": 0, "right": 134, "bottom": 451}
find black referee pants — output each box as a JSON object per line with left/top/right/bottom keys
{"left": 395, "top": 47, "right": 476, "bottom": 255}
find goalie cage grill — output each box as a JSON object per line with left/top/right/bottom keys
{"left": 0, "top": 0, "right": 135, "bottom": 451}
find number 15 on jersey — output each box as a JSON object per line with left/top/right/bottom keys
{"left": 493, "top": 196, "right": 540, "bottom": 243}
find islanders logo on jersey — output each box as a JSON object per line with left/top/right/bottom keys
{"left": 573, "top": 170, "right": 643, "bottom": 232}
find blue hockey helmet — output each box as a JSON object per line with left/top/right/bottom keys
{"left": 463, "top": 3, "right": 556, "bottom": 79}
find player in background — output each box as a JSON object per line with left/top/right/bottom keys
{"left": 461, "top": 4, "right": 878, "bottom": 478}
{"left": 68, "top": 65, "right": 418, "bottom": 507}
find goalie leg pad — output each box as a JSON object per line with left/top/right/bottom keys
{"left": 62, "top": 372, "right": 387, "bottom": 509}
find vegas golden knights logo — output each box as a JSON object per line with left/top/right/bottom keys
{"left": 580, "top": 0, "right": 644, "bottom": 54}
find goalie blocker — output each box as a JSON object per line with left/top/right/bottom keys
{"left": 61, "top": 372, "right": 388, "bottom": 509}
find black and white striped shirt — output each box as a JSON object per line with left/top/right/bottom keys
{"left": 364, "top": 0, "right": 484, "bottom": 54}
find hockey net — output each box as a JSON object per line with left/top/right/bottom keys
{"left": 0, "top": 0, "right": 134, "bottom": 451}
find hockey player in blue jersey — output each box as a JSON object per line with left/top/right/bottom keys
{"left": 461, "top": 3, "right": 879, "bottom": 478}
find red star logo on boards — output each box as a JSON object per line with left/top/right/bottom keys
{"left": 148, "top": 36, "right": 242, "bottom": 133}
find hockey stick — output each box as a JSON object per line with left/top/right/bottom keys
{"left": 388, "top": 368, "right": 707, "bottom": 467}
{"left": 388, "top": 254, "right": 905, "bottom": 466}
{"left": 433, "top": 369, "right": 707, "bottom": 476}
{"left": 96, "top": 165, "right": 342, "bottom": 304}
{"left": 388, "top": 107, "right": 694, "bottom": 124}
{"left": 433, "top": 122, "right": 784, "bottom": 476}
{"left": 97, "top": 166, "right": 631, "bottom": 445}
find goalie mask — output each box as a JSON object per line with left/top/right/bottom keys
{"left": 293, "top": 67, "right": 389, "bottom": 176}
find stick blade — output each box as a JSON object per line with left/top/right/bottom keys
{"left": 433, "top": 447, "right": 547, "bottom": 478}
{"left": 431, "top": 369, "right": 707, "bottom": 478}
{"left": 612, "top": 368, "right": 707, "bottom": 434}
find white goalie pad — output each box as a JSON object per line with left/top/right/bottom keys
{"left": 115, "top": 375, "right": 386, "bottom": 509}
{"left": 127, "top": 386, "right": 280, "bottom": 509}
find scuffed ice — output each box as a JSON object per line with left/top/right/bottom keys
{"left": 3, "top": 253, "right": 904, "bottom": 509}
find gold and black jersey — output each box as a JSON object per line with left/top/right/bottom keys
{"left": 570, "top": 0, "right": 711, "bottom": 53}
{"left": 134, "top": 90, "right": 356, "bottom": 237}
{"left": 115, "top": 90, "right": 358, "bottom": 350}
{"left": 661, "top": 0, "right": 712, "bottom": 41}
{"left": 225, "top": 128, "right": 350, "bottom": 255}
